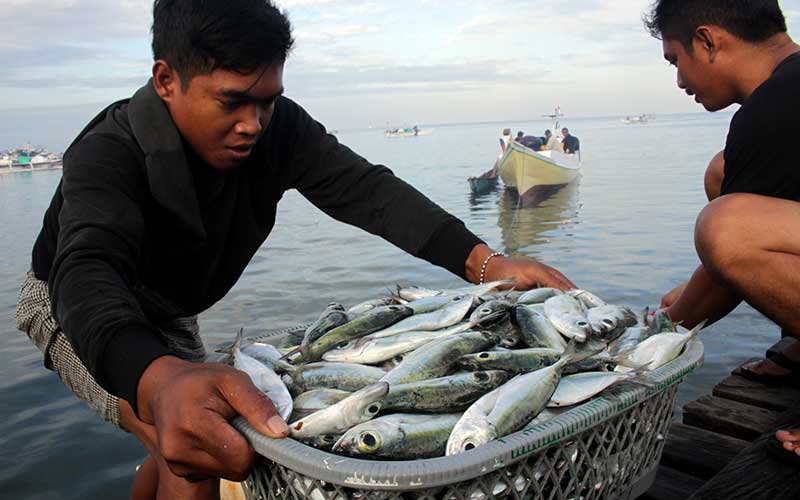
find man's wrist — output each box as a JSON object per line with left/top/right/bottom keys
{"left": 465, "top": 244, "right": 506, "bottom": 283}
{"left": 136, "top": 354, "right": 189, "bottom": 423}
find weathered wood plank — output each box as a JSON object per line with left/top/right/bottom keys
{"left": 659, "top": 422, "right": 749, "bottom": 480}
{"left": 767, "top": 337, "right": 796, "bottom": 357}
{"left": 638, "top": 465, "right": 705, "bottom": 500}
{"left": 713, "top": 374, "right": 800, "bottom": 412}
{"left": 683, "top": 395, "right": 779, "bottom": 441}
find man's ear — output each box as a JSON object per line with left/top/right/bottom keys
{"left": 694, "top": 26, "right": 719, "bottom": 62}
{"left": 152, "top": 60, "right": 180, "bottom": 103}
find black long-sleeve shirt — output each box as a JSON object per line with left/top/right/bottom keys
{"left": 32, "top": 81, "right": 483, "bottom": 411}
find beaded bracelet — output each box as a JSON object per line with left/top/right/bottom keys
{"left": 479, "top": 252, "right": 504, "bottom": 284}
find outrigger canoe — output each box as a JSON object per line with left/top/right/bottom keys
{"left": 497, "top": 142, "right": 580, "bottom": 207}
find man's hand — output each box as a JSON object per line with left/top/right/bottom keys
{"left": 465, "top": 244, "right": 575, "bottom": 290}
{"left": 136, "top": 356, "right": 289, "bottom": 481}
{"left": 660, "top": 281, "right": 688, "bottom": 309}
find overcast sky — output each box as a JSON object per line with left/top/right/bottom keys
{"left": 1, "top": 0, "right": 798, "bottom": 145}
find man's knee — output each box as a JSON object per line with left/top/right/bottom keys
{"left": 695, "top": 194, "right": 756, "bottom": 277}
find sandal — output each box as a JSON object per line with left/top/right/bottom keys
{"left": 736, "top": 351, "right": 800, "bottom": 388}
{"left": 766, "top": 433, "right": 800, "bottom": 467}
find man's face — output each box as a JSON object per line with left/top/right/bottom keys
{"left": 662, "top": 37, "right": 734, "bottom": 112}
{"left": 166, "top": 63, "right": 284, "bottom": 170}
{"left": 545, "top": 131, "right": 552, "bottom": 138}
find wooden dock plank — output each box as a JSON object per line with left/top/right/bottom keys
{"left": 766, "top": 337, "right": 795, "bottom": 358}
{"left": 638, "top": 465, "right": 705, "bottom": 500}
{"left": 659, "top": 423, "right": 749, "bottom": 480}
{"left": 713, "top": 374, "right": 800, "bottom": 412}
{"left": 682, "top": 395, "right": 779, "bottom": 441}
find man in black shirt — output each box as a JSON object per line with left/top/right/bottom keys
{"left": 645, "top": 0, "right": 800, "bottom": 482}
{"left": 561, "top": 128, "right": 579, "bottom": 154}
{"left": 16, "top": 1, "right": 575, "bottom": 497}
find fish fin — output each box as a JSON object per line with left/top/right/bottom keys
{"left": 233, "top": 328, "right": 246, "bottom": 353}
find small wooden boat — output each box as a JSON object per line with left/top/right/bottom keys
{"left": 467, "top": 169, "right": 499, "bottom": 195}
{"left": 497, "top": 142, "right": 580, "bottom": 207}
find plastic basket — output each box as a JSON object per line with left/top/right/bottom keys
{"left": 231, "top": 328, "right": 703, "bottom": 500}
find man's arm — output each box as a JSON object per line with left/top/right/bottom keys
{"left": 278, "top": 98, "right": 574, "bottom": 289}
{"left": 662, "top": 264, "right": 742, "bottom": 328}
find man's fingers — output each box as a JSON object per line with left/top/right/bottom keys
{"left": 165, "top": 447, "right": 251, "bottom": 482}
{"left": 222, "top": 373, "right": 290, "bottom": 438}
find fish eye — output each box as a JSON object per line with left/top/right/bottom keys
{"left": 367, "top": 404, "right": 380, "bottom": 414}
{"left": 360, "top": 432, "right": 379, "bottom": 448}
{"left": 602, "top": 319, "right": 615, "bottom": 327}
{"left": 464, "top": 442, "right": 476, "bottom": 451}
{"left": 577, "top": 321, "right": 588, "bottom": 327}
{"left": 478, "top": 352, "right": 491, "bottom": 359}
{"left": 322, "top": 434, "right": 336, "bottom": 443}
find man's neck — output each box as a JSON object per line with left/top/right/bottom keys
{"left": 735, "top": 34, "right": 799, "bottom": 102}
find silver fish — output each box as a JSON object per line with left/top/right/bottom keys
{"left": 382, "top": 371, "right": 510, "bottom": 412}
{"left": 567, "top": 289, "right": 608, "bottom": 309}
{"left": 457, "top": 348, "right": 562, "bottom": 374}
{"left": 333, "top": 413, "right": 461, "bottom": 459}
{"left": 548, "top": 371, "right": 635, "bottom": 407}
{"left": 231, "top": 329, "right": 293, "bottom": 421}
{"left": 643, "top": 306, "right": 678, "bottom": 334}
{"left": 282, "top": 362, "right": 385, "bottom": 394}
{"left": 447, "top": 342, "right": 583, "bottom": 455}
{"left": 617, "top": 321, "right": 705, "bottom": 370}
{"left": 290, "top": 382, "right": 389, "bottom": 439}
{"left": 447, "top": 279, "right": 515, "bottom": 297}
{"left": 323, "top": 323, "right": 474, "bottom": 364}
{"left": 368, "top": 296, "right": 473, "bottom": 339}
{"left": 402, "top": 294, "right": 468, "bottom": 314}
{"left": 291, "top": 388, "right": 352, "bottom": 421}
{"left": 586, "top": 304, "right": 638, "bottom": 338}
{"left": 512, "top": 304, "right": 568, "bottom": 351}
{"left": 346, "top": 297, "right": 397, "bottom": 317}
{"left": 517, "top": 288, "right": 564, "bottom": 305}
{"left": 241, "top": 342, "right": 296, "bottom": 374}
{"left": 381, "top": 331, "right": 497, "bottom": 385}
{"left": 301, "top": 303, "right": 349, "bottom": 350}
{"left": 606, "top": 326, "right": 653, "bottom": 358}
{"left": 543, "top": 295, "right": 592, "bottom": 342}
{"left": 300, "top": 305, "right": 414, "bottom": 361}
{"left": 395, "top": 285, "right": 443, "bottom": 301}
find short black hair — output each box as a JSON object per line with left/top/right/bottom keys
{"left": 152, "top": 0, "right": 294, "bottom": 87}
{"left": 645, "top": 0, "right": 787, "bottom": 50}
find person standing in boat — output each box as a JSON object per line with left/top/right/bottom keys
{"left": 561, "top": 128, "right": 580, "bottom": 154}
{"left": 542, "top": 129, "right": 558, "bottom": 151}
{"left": 15, "top": 1, "right": 575, "bottom": 498}
{"left": 644, "top": 0, "right": 800, "bottom": 495}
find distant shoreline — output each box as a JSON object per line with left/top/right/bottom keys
{"left": 0, "top": 163, "right": 62, "bottom": 175}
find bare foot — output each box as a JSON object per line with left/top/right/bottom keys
{"left": 775, "top": 430, "right": 800, "bottom": 456}
{"left": 742, "top": 358, "right": 793, "bottom": 376}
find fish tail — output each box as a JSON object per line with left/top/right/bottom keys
{"left": 233, "top": 328, "right": 245, "bottom": 353}
{"left": 684, "top": 319, "right": 708, "bottom": 341}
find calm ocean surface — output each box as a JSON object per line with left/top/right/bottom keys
{"left": 0, "top": 112, "right": 777, "bottom": 498}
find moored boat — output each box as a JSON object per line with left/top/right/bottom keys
{"left": 497, "top": 142, "right": 580, "bottom": 207}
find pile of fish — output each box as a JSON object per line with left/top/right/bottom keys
{"left": 226, "top": 281, "right": 704, "bottom": 460}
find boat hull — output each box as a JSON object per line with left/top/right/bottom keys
{"left": 498, "top": 143, "right": 580, "bottom": 206}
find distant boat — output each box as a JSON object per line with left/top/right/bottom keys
{"left": 622, "top": 114, "right": 653, "bottom": 125}
{"left": 384, "top": 126, "right": 432, "bottom": 138}
{"left": 497, "top": 143, "right": 581, "bottom": 207}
